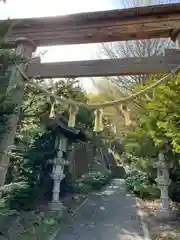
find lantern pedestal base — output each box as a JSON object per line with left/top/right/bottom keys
{"left": 155, "top": 208, "right": 176, "bottom": 221}
{"left": 49, "top": 201, "right": 66, "bottom": 217}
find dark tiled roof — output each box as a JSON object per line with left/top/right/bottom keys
{"left": 47, "top": 116, "right": 86, "bottom": 141}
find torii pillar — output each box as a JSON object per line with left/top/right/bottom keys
{"left": 0, "top": 37, "right": 36, "bottom": 188}
{"left": 171, "top": 28, "right": 180, "bottom": 50}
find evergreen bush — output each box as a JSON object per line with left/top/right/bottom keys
{"left": 75, "top": 170, "right": 112, "bottom": 193}
{"left": 125, "top": 169, "right": 159, "bottom": 199}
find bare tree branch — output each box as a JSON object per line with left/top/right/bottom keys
{"left": 99, "top": 0, "right": 175, "bottom": 87}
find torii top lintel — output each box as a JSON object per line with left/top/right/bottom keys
{"left": 3, "top": 3, "right": 180, "bottom": 48}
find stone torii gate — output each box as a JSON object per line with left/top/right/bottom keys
{"left": 3, "top": 3, "right": 180, "bottom": 78}
{"left": 2, "top": 3, "right": 180, "bottom": 217}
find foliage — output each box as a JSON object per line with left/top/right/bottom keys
{"left": 0, "top": 181, "right": 37, "bottom": 210}
{"left": 125, "top": 169, "right": 159, "bottom": 199}
{"left": 169, "top": 168, "right": 180, "bottom": 202}
{"left": 131, "top": 74, "right": 180, "bottom": 154}
{"left": 87, "top": 81, "right": 133, "bottom": 140}
{"left": 2, "top": 76, "right": 94, "bottom": 210}
{"left": 123, "top": 129, "right": 158, "bottom": 158}
{"left": 1, "top": 73, "right": 100, "bottom": 210}
{"left": 122, "top": 73, "right": 180, "bottom": 202}
{"left": 20, "top": 78, "right": 93, "bottom": 142}
{"left": 1, "top": 131, "right": 56, "bottom": 210}
{"left": 75, "top": 170, "right": 112, "bottom": 193}
{"left": 123, "top": 153, "right": 156, "bottom": 177}
{"left": 0, "top": 181, "right": 28, "bottom": 194}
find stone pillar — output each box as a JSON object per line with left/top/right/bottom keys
{"left": 171, "top": 29, "right": 180, "bottom": 50}
{"left": 0, "top": 38, "right": 36, "bottom": 189}
{"left": 50, "top": 136, "right": 67, "bottom": 214}
{"left": 154, "top": 152, "right": 174, "bottom": 219}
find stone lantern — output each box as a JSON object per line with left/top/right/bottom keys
{"left": 50, "top": 136, "right": 67, "bottom": 214}
{"left": 45, "top": 115, "right": 86, "bottom": 215}
{"left": 154, "top": 152, "right": 174, "bottom": 219}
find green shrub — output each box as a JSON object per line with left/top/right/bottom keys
{"left": 75, "top": 170, "right": 112, "bottom": 193}
{"left": 74, "top": 182, "right": 93, "bottom": 194}
{"left": 125, "top": 170, "right": 159, "bottom": 199}
{"left": 134, "top": 183, "right": 160, "bottom": 199}
{"left": 123, "top": 153, "right": 156, "bottom": 175}
{"left": 0, "top": 182, "right": 38, "bottom": 210}
{"left": 123, "top": 130, "right": 158, "bottom": 158}
{"left": 169, "top": 180, "right": 180, "bottom": 202}
{"left": 169, "top": 169, "right": 180, "bottom": 202}
{"left": 2, "top": 132, "right": 56, "bottom": 210}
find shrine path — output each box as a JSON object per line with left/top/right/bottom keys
{"left": 54, "top": 179, "right": 146, "bottom": 240}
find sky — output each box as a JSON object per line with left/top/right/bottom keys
{"left": 0, "top": 0, "right": 116, "bottom": 92}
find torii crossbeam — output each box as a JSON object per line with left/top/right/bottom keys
{"left": 27, "top": 49, "right": 180, "bottom": 78}
{"left": 2, "top": 3, "right": 180, "bottom": 47}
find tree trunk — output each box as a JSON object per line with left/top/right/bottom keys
{"left": 0, "top": 38, "right": 36, "bottom": 188}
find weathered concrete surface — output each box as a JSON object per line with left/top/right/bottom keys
{"left": 55, "top": 179, "right": 144, "bottom": 240}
